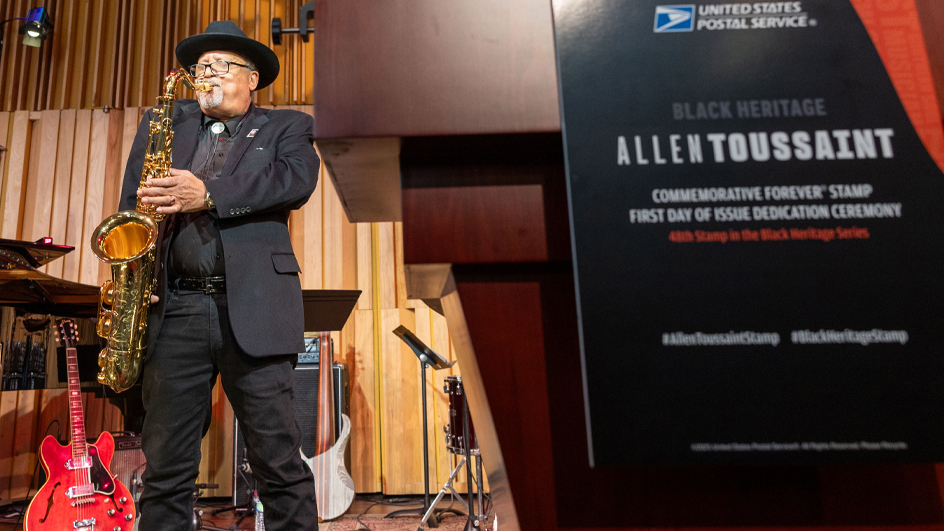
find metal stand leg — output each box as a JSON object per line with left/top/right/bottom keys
{"left": 388, "top": 361, "right": 447, "bottom": 525}
{"left": 417, "top": 456, "right": 470, "bottom": 531}
{"left": 461, "top": 387, "right": 485, "bottom": 530}
{"left": 475, "top": 453, "right": 485, "bottom": 526}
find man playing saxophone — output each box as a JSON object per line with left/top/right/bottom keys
{"left": 118, "top": 21, "right": 319, "bottom": 530}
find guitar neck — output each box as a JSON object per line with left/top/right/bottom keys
{"left": 66, "top": 346, "right": 87, "bottom": 459}
{"left": 316, "top": 332, "right": 336, "bottom": 454}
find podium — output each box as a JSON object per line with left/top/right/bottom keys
{"left": 311, "top": 1, "right": 944, "bottom": 530}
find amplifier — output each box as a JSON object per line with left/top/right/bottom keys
{"left": 233, "top": 362, "right": 350, "bottom": 508}
{"left": 110, "top": 434, "right": 146, "bottom": 503}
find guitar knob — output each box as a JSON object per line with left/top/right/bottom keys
{"left": 114, "top": 527, "right": 122, "bottom": 531}
{"left": 120, "top": 497, "right": 128, "bottom": 504}
{"left": 125, "top": 514, "right": 134, "bottom": 521}
{"left": 108, "top": 509, "right": 116, "bottom": 516}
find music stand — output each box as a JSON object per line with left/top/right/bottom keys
{"left": 301, "top": 289, "right": 362, "bottom": 333}
{"left": 386, "top": 326, "right": 458, "bottom": 528}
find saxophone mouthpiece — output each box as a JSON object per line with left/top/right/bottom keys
{"left": 194, "top": 80, "right": 213, "bottom": 92}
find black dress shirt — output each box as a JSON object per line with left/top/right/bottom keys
{"left": 167, "top": 110, "right": 247, "bottom": 277}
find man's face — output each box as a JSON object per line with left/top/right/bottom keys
{"left": 193, "top": 51, "right": 259, "bottom": 120}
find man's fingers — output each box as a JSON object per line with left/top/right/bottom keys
{"left": 150, "top": 295, "right": 160, "bottom": 304}
{"left": 142, "top": 176, "right": 182, "bottom": 188}
{"left": 155, "top": 195, "right": 181, "bottom": 214}
{"left": 141, "top": 194, "right": 177, "bottom": 205}
{"left": 167, "top": 168, "right": 198, "bottom": 180}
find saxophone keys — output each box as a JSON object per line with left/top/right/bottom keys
{"left": 97, "top": 311, "right": 114, "bottom": 338}
{"left": 101, "top": 280, "right": 114, "bottom": 305}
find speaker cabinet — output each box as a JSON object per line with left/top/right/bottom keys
{"left": 110, "top": 434, "right": 146, "bottom": 502}
{"left": 233, "top": 362, "right": 350, "bottom": 508}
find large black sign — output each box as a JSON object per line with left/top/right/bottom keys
{"left": 553, "top": 0, "right": 944, "bottom": 465}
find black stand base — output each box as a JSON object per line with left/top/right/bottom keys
{"left": 191, "top": 483, "right": 252, "bottom": 531}
{"left": 193, "top": 509, "right": 238, "bottom": 531}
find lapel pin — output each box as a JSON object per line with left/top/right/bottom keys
{"left": 247, "top": 128, "right": 258, "bottom": 138}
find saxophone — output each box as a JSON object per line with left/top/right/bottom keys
{"left": 90, "top": 69, "right": 211, "bottom": 392}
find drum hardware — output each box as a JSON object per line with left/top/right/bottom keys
{"left": 443, "top": 376, "right": 479, "bottom": 456}
{"left": 458, "top": 377, "right": 487, "bottom": 531}
{"left": 419, "top": 454, "right": 472, "bottom": 530}
{"left": 420, "top": 375, "right": 489, "bottom": 531}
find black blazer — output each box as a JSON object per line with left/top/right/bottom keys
{"left": 119, "top": 100, "right": 320, "bottom": 357}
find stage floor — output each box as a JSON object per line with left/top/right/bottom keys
{"left": 0, "top": 495, "right": 477, "bottom": 530}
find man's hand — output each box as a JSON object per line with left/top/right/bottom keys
{"left": 137, "top": 169, "right": 208, "bottom": 214}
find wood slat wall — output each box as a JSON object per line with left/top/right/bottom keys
{"left": 0, "top": 0, "right": 315, "bottom": 112}
{"left": 0, "top": 107, "right": 471, "bottom": 498}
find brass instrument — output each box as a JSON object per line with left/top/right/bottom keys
{"left": 90, "top": 69, "right": 211, "bottom": 392}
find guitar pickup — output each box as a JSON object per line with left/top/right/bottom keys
{"left": 73, "top": 517, "right": 96, "bottom": 530}
{"left": 66, "top": 484, "right": 94, "bottom": 498}
{"left": 65, "top": 457, "right": 91, "bottom": 470}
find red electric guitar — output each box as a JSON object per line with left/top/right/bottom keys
{"left": 24, "top": 318, "right": 136, "bottom": 531}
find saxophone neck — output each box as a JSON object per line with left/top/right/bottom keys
{"left": 177, "top": 69, "right": 213, "bottom": 93}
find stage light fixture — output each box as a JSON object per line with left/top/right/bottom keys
{"left": 18, "top": 7, "right": 53, "bottom": 48}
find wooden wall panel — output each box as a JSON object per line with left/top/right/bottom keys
{"left": 356, "top": 223, "right": 373, "bottom": 310}
{"left": 99, "top": 110, "right": 125, "bottom": 256}
{"left": 414, "top": 307, "right": 444, "bottom": 492}
{"left": 9, "top": 390, "right": 38, "bottom": 499}
{"left": 21, "top": 111, "right": 58, "bottom": 246}
{"left": 0, "top": 391, "right": 19, "bottom": 499}
{"left": 198, "top": 377, "right": 235, "bottom": 498}
{"left": 84, "top": 109, "right": 113, "bottom": 286}
{"left": 377, "top": 223, "right": 398, "bottom": 310}
{"left": 0, "top": 111, "right": 31, "bottom": 239}
{"left": 47, "top": 109, "right": 76, "bottom": 279}
{"left": 350, "top": 308, "right": 381, "bottom": 492}
{"left": 380, "top": 307, "right": 424, "bottom": 494}
{"left": 0, "top": 112, "right": 9, "bottom": 205}
{"left": 63, "top": 110, "right": 92, "bottom": 283}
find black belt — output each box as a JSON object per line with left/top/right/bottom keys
{"left": 173, "top": 275, "right": 226, "bottom": 294}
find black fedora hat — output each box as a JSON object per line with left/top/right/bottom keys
{"left": 176, "top": 20, "right": 279, "bottom": 90}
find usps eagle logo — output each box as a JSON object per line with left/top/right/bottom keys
{"left": 654, "top": 5, "right": 695, "bottom": 32}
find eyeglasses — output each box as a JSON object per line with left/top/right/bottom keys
{"left": 188, "top": 60, "right": 253, "bottom": 78}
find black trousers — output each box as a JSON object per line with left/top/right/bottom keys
{"left": 138, "top": 287, "right": 318, "bottom": 530}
